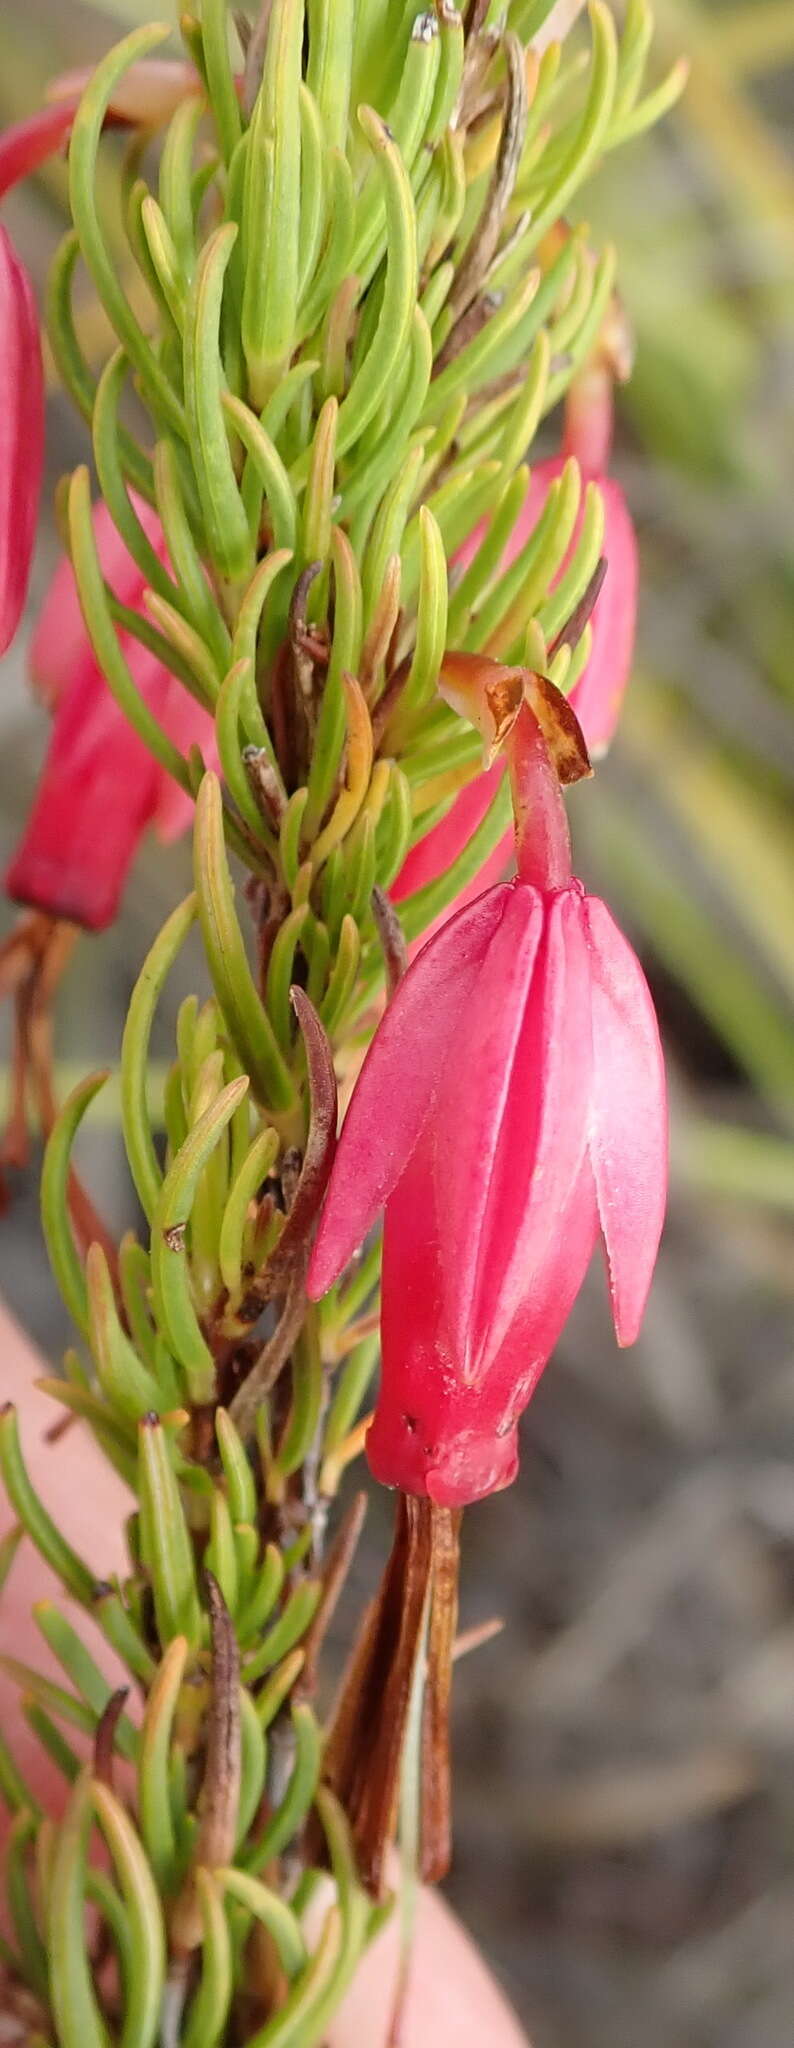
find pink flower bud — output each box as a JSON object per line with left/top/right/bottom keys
{"left": 0, "top": 228, "right": 43, "bottom": 654}
{"left": 0, "top": 104, "right": 76, "bottom": 198}
{"left": 6, "top": 649, "right": 163, "bottom": 930}
{"left": 309, "top": 709, "right": 666, "bottom": 1507}
{"left": 7, "top": 502, "right": 216, "bottom": 927}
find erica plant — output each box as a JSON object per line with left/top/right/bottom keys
{"left": 0, "top": 2, "right": 683, "bottom": 2040}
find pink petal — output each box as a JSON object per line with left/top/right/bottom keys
{"left": 5, "top": 651, "right": 162, "bottom": 930}
{"left": 30, "top": 497, "right": 165, "bottom": 708}
{"left": 365, "top": 886, "right": 599, "bottom": 1507}
{"left": 482, "top": 1155, "right": 599, "bottom": 1421}
{"left": 442, "top": 884, "right": 594, "bottom": 1379}
{"left": 0, "top": 230, "right": 43, "bottom": 654}
{"left": 584, "top": 895, "right": 668, "bottom": 1345}
{"left": 368, "top": 1137, "right": 523, "bottom": 1508}
{"left": 368, "top": 1101, "right": 598, "bottom": 1510}
{"left": 0, "top": 104, "right": 76, "bottom": 199}
{"left": 307, "top": 885, "right": 512, "bottom": 1298}
{"left": 427, "top": 885, "right": 546, "bottom": 1375}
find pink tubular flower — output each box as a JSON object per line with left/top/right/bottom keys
{"left": 6, "top": 500, "right": 215, "bottom": 928}
{"left": 508, "top": 454, "right": 638, "bottom": 756}
{"left": 0, "top": 227, "right": 44, "bottom": 654}
{"left": 390, "top": 761, "right": 512, "bottom": 923}
{"left": 390, "top": 427, "right": 637, "bottom": 910}
{"left": 309, "top": 706, "right": 666, "bottom": 1509}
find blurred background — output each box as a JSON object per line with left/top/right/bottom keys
{"left": 0, "top": 2, "right": 792, "bottom": 2043}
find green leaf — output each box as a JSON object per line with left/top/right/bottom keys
{"left": 68, "top": 23, "right": 186, "bottom": 438}
{"left": 225, "top": 393, "right": 299, "bottom": 553}
{"left": 218, "top": 1126, "right": 280, "bottom": 1299}
{"left": 194, "top": 772, "right": 297, "bottom": 1114}
{"left": 91, "top": 1781, "right": 166, "bottom": 2048}
{"left": 150, "top": 1076, "right": 249, "bottom": 1403}
{"left": 331, "top": 109, "right": 417, "bottom": 461}
{"left": 39, "top": 1071, "right": 108, "bottom": 1336}
{"left": 92, "top": 349, "right": 178, "bottom": 605}
{"left": 236, "top": 1542, "right": 286, "bottom": 1643}
{"left": 67, "top": 467, "right": 195, "bottom": 797}
{"left": 138, "top": 1634, "right": 190, "bottom": 1888}
{"left": 241, "top": 1583, "right": 322, "bottom": 1688}
{"left": 306, "top": 0, "right": 355, "bottom": 150}
{"left": 183, "top": 225, "right": 255, "bottom": 584}
{"left": 153, "top": 436, "right": 231, "bottom": 666}
{"left": 237, "top": 1686, "right": 268, "bottom": 1844}
{"left": 201, "top": 0, "right": 242, "bottom": 163}
{"left": 244, "top": 1905, "right": 343, "bottom": 2048}
{"left": 138, "top": 1417, "right": 201, "bottom": 1646}
{"left": 298, "top": 84, "right": 328, "bottom": 306}
{"left": 86, "top": 1243, "right": 164, "bottom": 1423}
{"left": 47, "top": 1771, "right": 108, "bottom": 2048}
{"left": 47, "top": 232, "right": 154, "bottom": 500}
{"left": 276, "top": 1319, "right": 325, "bottom": 1479}
{"left": 0, "top": 1408, "right": 95, "bottom": 1607}
{"left": 33, "top": 1604, "right": 137, "bottom": 1760}
{"left": 244, "top": 1703, "right": 323, "bottom": 1871}
{"left": 323, "top": 1335, "right": 380, "bottom": 1456}
{"left": 182, "top": 1867, "right": 233, "bottom": 2048}
{"left": 242, "top": 0, "right": 305, "bottom": 401}
{"left": 218, "top": 1865, "right": 308, "bottom": 1977}
{"left": 120, "top": 894, "right": 198, "bottom": 1224}
{"left": 398, "top": 771, "right": 513, "bottom": 943}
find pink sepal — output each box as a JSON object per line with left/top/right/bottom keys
{"left": 584, "top": 895, "right": 668, "bottom": 1344}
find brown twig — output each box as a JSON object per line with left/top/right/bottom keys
{"left": 448, "top": 34, "right": 530, "bottom": 322}
{"left": 549, "top": 556, "right": 607, "bottom": 655}
{"left": 93, "top": 1688, "right": 129, "bottom": 1790}
{"left": 171, "top": 1575, "right": 241, "bottom": 1952}
{"left": 297, "top": 1491, "right": 368, "bottom": 1700}
{"left": 228, "top": 1265, "right": 308, "bottom": 1437}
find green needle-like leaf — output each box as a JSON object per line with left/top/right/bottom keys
{"left": 218, "top": 1865, "right": 308, "bottom": 1977}
{"left": 68, "top": 23, "right": 186, "bottom": 438}
{"left": 0, "top": 1408, "right": 95, "bottom": 1608}
{"left": 150, "top": 1077, "right": 249, "bottom": 1403}
{"left": 91, "top": 1781, "right": 166, "bottom": 2048}
{"left": 48, "top": 1772, "right": 108, "bottom": 2048}
{"left": 194, "top": 772, "right": 297, "bottom": 1113}
{"left": 138, "top": 1634, "right": 190, "bottom": 1888}
{"left": 244, "top": 1703, "right": 323, "bottom": 1870}
{"left": 120, "top": 893, "right": 198, "bottom": 1225}
{"left": 184, "top": 225, "right": 255, "bottom": 584}
{"left": 138, "top": 1418, "right": 201, "bottom": 1646}
{"left": 242, "top": 0, "right": 305, "bottom": 401}
{"left": 183, "top": 1867, "right": 233, "bottom": 2048}
{"left": 40, "top": 1070, "right": 107, "bottom": 1337}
